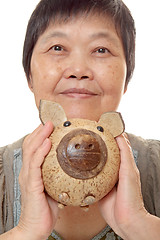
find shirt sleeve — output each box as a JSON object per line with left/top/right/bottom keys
{"left": 128, "top": 133, "right": 160, "bottom": 217}
{"left": 0, "top": 146, "right": 6, "bottom": 233}
{"left": 143, "top": 139, "right": 160, "bottom": 217}
{"left": 0, "top": 137, "right": 26, "bottom": 233}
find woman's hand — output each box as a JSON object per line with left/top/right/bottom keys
{"left": 99, "top": 133, "right": 148, "bottom": 239}
{"left": 17, "top": 121, "right": 59, "bottom": 240}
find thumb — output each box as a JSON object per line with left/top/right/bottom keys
{"left": 116, "top": 133, "right": 138, "bottom": 179}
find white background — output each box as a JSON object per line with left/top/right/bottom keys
{"left": 0, "top": 0, "right": 160, "bottom": 146}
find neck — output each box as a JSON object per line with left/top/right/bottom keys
{"left": 54, "top": 203, "right": 107, "bottom": 240}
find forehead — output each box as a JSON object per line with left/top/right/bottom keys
{"left": 49, "top": 13, "right": 116, "bottom": 31}
{"left": 37, "top": 14, "right": 121, "bottom": 45}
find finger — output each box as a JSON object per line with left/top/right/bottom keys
{"left": 115, "top": 134, "right": 142, "bottom": 207}
{"left": 22, "top": 121, "right": 53, "bottom": 166}
{"left": 99, "top": 187, "right": 119, "bottom": 233}
{"left": 30, "top": 138, "right": 52, "bottom": 168}
{"left": 23, "top": 124, "right": 43, "bottom": 151}
{"left": 116, "top": 134, "right": 138, "bottom": 176}
{"left": 47, "top": 195, "right": 59, "bottom": 219}
{"left": 24, "top": 121, "right": 53, "bottom": 152}
{"left": 116, "top": 134, "right": 142, "bottom": 204}
{"left": 99, "top": 187, "right": 116, "bottom": 216}
{"left": 20, "top": 122, "right": 53, "bottom": 186}
{"left": 27, "top": 138, "right": 52, "bottom": 191}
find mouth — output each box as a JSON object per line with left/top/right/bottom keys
{"left": 60, "top": 88, "right": 98, "bottom": 99}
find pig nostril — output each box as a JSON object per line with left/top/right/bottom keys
{"left": 88, "top": 144, "right": 93, "bottom": 149}
{"left": 75, "top": 143, "right": 94, "bottom": 150}
{"left": 75, "top": 144, "right": 80, "bottom": 149}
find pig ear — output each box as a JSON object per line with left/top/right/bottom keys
{"left": 98, "top": 112, "right": 125, "bottom": 137}
{"left": 39, "top": 100, "right": 67, "bottom": 127}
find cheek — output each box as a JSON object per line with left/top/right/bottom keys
{"left": 30, "top": 56, "right": 63, "bottom": 90}
{"left": 32, "top": 58, "right": 57, "bottom": 79}
{"left": 101, "top": 63, "right": 126, "bottom": 94}
{"left": 30, "top": 56, "right": 64, "bottom": 107}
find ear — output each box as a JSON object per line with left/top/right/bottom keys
{"left": 28, "top": 74, "right": 34, "bottom": 92}
{"left": 39, "top": 100, "right": 67, "bottom": 127}
{"left": 124, "top": 84, "right": 128, "bottom": 94}
{"left": 98, "top": 112, "right": 125, "bottom": 137}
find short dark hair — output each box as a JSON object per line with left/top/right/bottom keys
{"left": 22, "top": 0, "right": 136, "bottom": 86}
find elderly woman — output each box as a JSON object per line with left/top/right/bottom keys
{"left": 0, "top": 0, "right": 160, "bottom": 239}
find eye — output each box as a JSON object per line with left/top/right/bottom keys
{"left": 96, "top": 47, "right": 109, "bottom": 54}
{"left": 63, "top": 121, "right": 71, "bottom": 127}
{"left": 51, "top": 45, "right": 64, "bottom": 52}
{"left": 97, "top": 126, "right": 104, "bottom": 132}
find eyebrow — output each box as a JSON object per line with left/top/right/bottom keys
{"left": 89, "top": 32, "right": 119, "bottom": 47}
{"left": 42, "top": 31, "right": 119, "bottom": 47}
{"left": 43, "top": 31, "right": 69, "bottom": 41}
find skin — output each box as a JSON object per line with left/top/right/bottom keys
{"left": 1, "top": 14, "right": 160, "bottom": 240}
{"left": 29, "top": 14, "right": 127, "bottom": 121}
{"left": 27, "top": 16, "right": 127, "bottom": 238}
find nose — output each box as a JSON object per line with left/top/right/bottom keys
{"left": 57, "top": 129, "right": 108, "bottom": 180}
{"left": 67, "top": 134, "right": 101, "bottom": 171}
{"left": 63, "top": 55, "right": 94, "bottom": 80}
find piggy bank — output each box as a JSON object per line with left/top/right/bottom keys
{"left": 39, "top": 100, "right": 125, "bottom": 208}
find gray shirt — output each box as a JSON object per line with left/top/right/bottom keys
{"left": 0, "top": 133, "right": 160, "bottom": 238}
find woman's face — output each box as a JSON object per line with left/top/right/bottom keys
{"left": 29, "top": 14, "right": 127, "bottom": 121}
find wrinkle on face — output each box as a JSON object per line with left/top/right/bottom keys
{"left": 29, "top": 14, "right": 127, "bottom": 120}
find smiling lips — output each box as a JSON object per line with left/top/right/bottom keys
{"left": 60, "top": 88, "right": 98, "bottom": 98}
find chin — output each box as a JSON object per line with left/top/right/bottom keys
{"left": 64, "top": 106, "right": 100, "bottom": 121}
{"left": 53, "top": 98, "right": 102, "bottom": 121}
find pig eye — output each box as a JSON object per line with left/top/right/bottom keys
{"left": 97, "top": 126, "right": 104, "bottom": 132}
{"left": 63, "top": 121, "right": 71, "bottom": 127}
